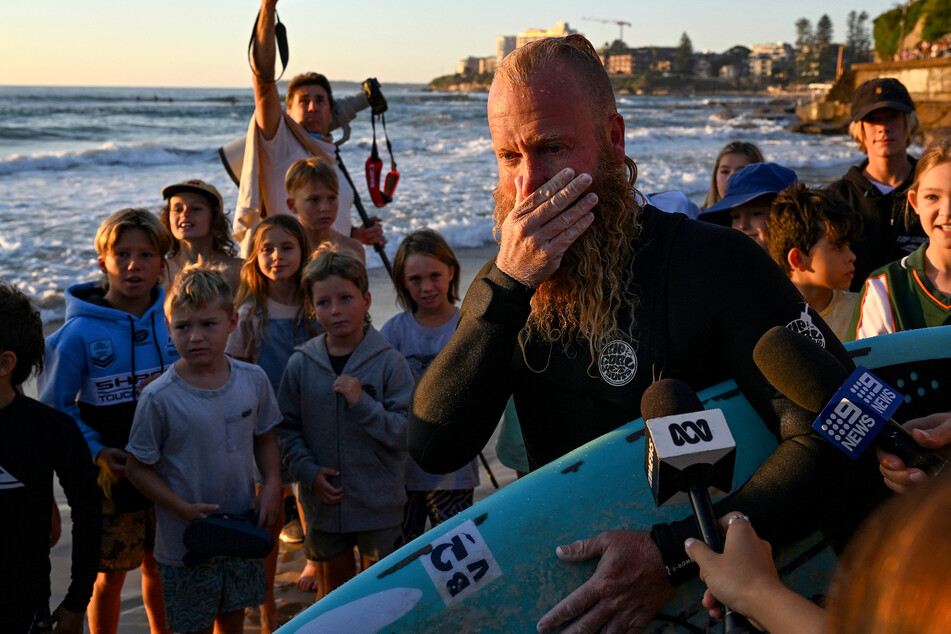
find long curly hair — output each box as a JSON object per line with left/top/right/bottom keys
{"left": 159, "top": 191, "right": 237, "bottom": 258}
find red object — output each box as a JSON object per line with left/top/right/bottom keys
{"left": 366, "top": 156, "right": 386, "bottom": 208}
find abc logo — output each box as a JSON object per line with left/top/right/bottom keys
{"left": 668, "top": 419, "right": 713, "bottom": 446}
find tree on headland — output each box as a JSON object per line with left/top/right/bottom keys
{"left": 815, "top": 14, "right": 836, "bottom": 80}
{"left": 795, "top": 18, "right": 817, "bottom": 80}
{"left": 675, "top": 32, "right": 694, "bottom": 77}
{"left": 846, "top": 10, "right": 872, "bottom": 64}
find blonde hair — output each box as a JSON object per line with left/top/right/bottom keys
{"left": 233, "top": 216, "right": 314, "bottom": 360}
{"left": 391, "top": 229, "right": 460, "bottom": 313}
{"left": 164, "top": 260, "right": 234, "bottom": 320}
{"left": 848, "top": 111, "right": 920, "bottom": 154}
{"left": 702, "top": 141, "right": 765, "bottom": 210}
{"left": 95, "top": 208, "right": 172, "bottom": 257}
{"left": 302, "top": 243, "right": 371, "bottom": 326}
{"left": 909, "top": 136, "right": 951, "bottom": 197}
{"left": 285, "top": 156, "right": 339, "bottom": 199}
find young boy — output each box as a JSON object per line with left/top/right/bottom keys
{"left": 38, "top": 207, "right": 177, "bottom": 633}
{"left": 126, "top": 263, "right": 282, "bottom": 634}
{"left": 698, "top": 162, "right": 799, "bottom": 250}
{"left": 766, "top": 185, "right": 860, "bottom": 341}
{"left": 0, "top": 282, "right": 101, "bottom": 634}
{"left": 285, "top": 157, "right": 366, "bottom": 262}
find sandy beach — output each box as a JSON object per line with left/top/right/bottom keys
{"left": 41, "top": 242, "right": 521, "bottom": 633}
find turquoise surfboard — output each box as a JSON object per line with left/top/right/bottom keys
{"left": 278, "top": 327, "right": 951, "bottom": 633}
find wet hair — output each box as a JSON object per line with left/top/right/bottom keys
{"left": 164, "top": 260, "right": 234, "bottom": 320}
{"left": 391, "top": 229, "right": 460, "bottom": 313}
{"left": 233, "top": 215, "right": 314, "bottom": 360}
{"left": 285, "top": 72, "right": 334, "bottom": 111}
{"left": 0, "top": 281, "right": 45, "bottom": 387}
{"left": 285, "top": 157, "right": 339, "bottom": 199}
{"left": 703, "top": 141, "right": 766, "bottom": 210}
{"left": 848, "top": 111, "right": 920, "bottom": 154}
{"left": 159, "top": 188, "right": 237, "bottom": 259}
{"left": 302, "top": 243, "right": 371, "bottom": 325}
{"left": 493, "top": 34, "right": 638, "bottom": 188}
{"left": 766, "top": 185, "right": 860, "bottom": 275}
{"left": 827, "top": 473, "right": 951, "bottom": 633}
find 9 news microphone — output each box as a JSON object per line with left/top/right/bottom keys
{"left": 642, "top": 379, "right": 753, "bottom": 634}
{"left": 753, "top": 326, "right": 947, "bottom": 475}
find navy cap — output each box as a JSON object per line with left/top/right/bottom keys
{"left": 851, "top": 78, "right": 915, "bottom": 122}
{"left": 699, "top": 163, "right": 798, "bottom": 223}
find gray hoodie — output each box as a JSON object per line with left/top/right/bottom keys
{"left": 277, "top": 325, "right": 414, "bottom": 532}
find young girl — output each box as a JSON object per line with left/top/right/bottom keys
{"left": 380, "top": 229, "right": 481, "bottom": 541}
{"left": 850, "top": 137, "right": 951, "bottom": 340}
{"left": 160, "top": 179, "right": 243, "bottom": 291}
{"left": 276, "top": 244, "right": 414, "bottom": 598}
{"left": 224, "top": 215, "right": 316, "bottom": 633}
{"left": 702, "top": 141, "right": 765, "bottom": 210}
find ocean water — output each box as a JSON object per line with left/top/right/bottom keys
{"left": 0, "top": 84, "right": 878, "bottom": 322}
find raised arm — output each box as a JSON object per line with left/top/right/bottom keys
{"left": 252, "top": 0, "right": 284, "bottom": 139}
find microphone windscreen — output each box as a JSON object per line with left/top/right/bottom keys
{"left": 641, "top": 378, "right": 704, "bottom": 421}
{"left": 753, "top": 326, "right": 851, "bottom": 413}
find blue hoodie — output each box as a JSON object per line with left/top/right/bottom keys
{"left": 39, "top": 282, "right": 179, "bottom": 472}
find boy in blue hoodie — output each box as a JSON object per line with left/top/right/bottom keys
{"left": 39, "top": 208, "right": 177, "bottom": 634}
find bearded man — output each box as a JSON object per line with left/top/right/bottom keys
{"left": 410, "top": 36, "right": 887, "bottom": 631}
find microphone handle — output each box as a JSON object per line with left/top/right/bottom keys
{"left": 687, "top": 483, "right": 755, "bottom": 634}
{"left": 878, "top": 420, "right": 948, "bottom": 477}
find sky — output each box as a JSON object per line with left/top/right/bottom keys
{"left": 1, "top": 1, "right": 903, "bottom": 87}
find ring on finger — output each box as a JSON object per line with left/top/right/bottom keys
{"left": 728, "top": 514, "right": 750, "bottom": 526}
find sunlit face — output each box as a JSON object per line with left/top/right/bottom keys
{"left": 169, "top": 192, "right": 213, "bottom": 242}
{"left": 310, "top": 275, "right": 370, "bottom": 346}
{"left": 488, "top": 63, "right": 624, "bottom": 204}
{"left": 805, "top": 236, "right": 856, "bottom": 291}
{"left": 403, "top": 253, "right": 454, "bottom": 314}
{"left": 256, "top": 226, "right": 302, "bottom": 283}
{"left": 169, "top": 304, "right": 237, "bottom": 369}
{"left": 716, "top": 153, "right": 753, "bottom": 199}
{"left": 98, "top": 228, "right": 165, "bottom": 303}
{"left": 729, "top": 198, "right": 773, "bottom": 249}
{"left": 861, "top": 108, "right": 908, "bottom": 159}
{"left": 288, "top": 182, "right": 338, "bottom": 232}
{"left": 288, "top": 85, "right": 333, "bottom": 136}
{"left": 909, "top": 161, "right": 951, "bottom": 251}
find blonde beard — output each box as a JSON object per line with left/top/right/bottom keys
{"left": 493, "top": 157, "right": 641, "bottom": 361}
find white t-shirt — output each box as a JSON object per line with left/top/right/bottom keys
{"left": 259, "top": 117, "right": 355, "bottom": 237}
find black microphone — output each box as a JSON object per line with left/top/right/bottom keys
{"left": 642, "top": 379, "right": 753, "bottom": 633}
{"left": 753, "top": 326, "right": 947, "bottom": 476}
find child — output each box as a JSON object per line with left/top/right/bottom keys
{"left": 285, "top": 157, "right": 365, "bottom": 262}
{"left": 380, "top": 229, "right": 480, "bottom": 541}
{"left": 277, "top": 244, "right": 414, "bottom": 598}
{"left": 0, "top": 282, "right": 100, "bottom": 634}
{"left": 38, "top": 207, "right": 177, "bottom": 634}
{"left": 766, "top": 185, "right": 860, "bottom": 341}
{"left": 698, "top": 163, "right": 798, "bottom": 249}
{"left": 225, "top": 214, "right": 316, "bottom": 629}
{"left": 849, "top": 137, "right": 951, "bottom": 339}
{"left": 160, "top": 179, "right": 243, "bottom": 292}
{"left": 126, "top": 263, "right": 282, "bottom": 634}
{"left": 702, "top": 141, "right": 765, "bottom": 210}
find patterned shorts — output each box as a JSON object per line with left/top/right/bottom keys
{"left": 158, "top": 557, "right": 266, "bottom": 633}
{"left": 100, "top": 507, "right": 156, "bottom": 572}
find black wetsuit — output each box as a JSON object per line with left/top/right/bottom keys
{"left": 0, "top": 393, "right": 101, "bottom": 632}
{"left": 826, "top": 157, "right": 925, "bottom": 291}
{"left": 410, "top": 204, "right": 889, "bottom": 584}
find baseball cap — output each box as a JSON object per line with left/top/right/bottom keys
{"left": 699, "top": 163, "right": 798, "bottom": 223}
{"left": 162, "top": 179, "right": 224, "bottom": 211}
{"left": 851, "top": 78, "right": 915, "bottom": 122}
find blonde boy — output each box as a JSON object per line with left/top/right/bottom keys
{"left": 126, "top": 263, "right": 282, "bottom": 634}
{"left": 39, "top": 208, "right": 177, "bottom": 633}
{"left": 285, "top": 157, "right": 366, "bottom": 262}
{"left": 766, "top": 185, "right": 861, "bottom": 341}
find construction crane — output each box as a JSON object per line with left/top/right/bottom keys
{"left": 582, "top": 17, "right": 633, "bottom": 42}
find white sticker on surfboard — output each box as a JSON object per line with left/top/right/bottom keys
{"left": 421, "top": 519, "right": 503, "bottom": 606}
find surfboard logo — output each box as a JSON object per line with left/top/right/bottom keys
{"left": 598, "top": 340, "right": 637, "bottom": 386}
{"left": 785, "top": 306, "right": 825, "bottom": 349}
{"left": 421, "top": 519, "right": 503, "bottom": 607}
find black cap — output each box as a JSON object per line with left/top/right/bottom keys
{"left": 851, "top": 78, "right": 915, "bottom": 122}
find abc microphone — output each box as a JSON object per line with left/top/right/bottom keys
{"left": 753, "top": 326, "right": 947, "bottom": 476}
{"left": 642, "top": 380, "right": 753, "bottom": 633}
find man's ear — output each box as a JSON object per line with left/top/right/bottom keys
{"left": 787, "top": 247, "right": 810, "bottom": 271}
{"left": 607, "top": 113, "right": 626, "bottom": 162}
